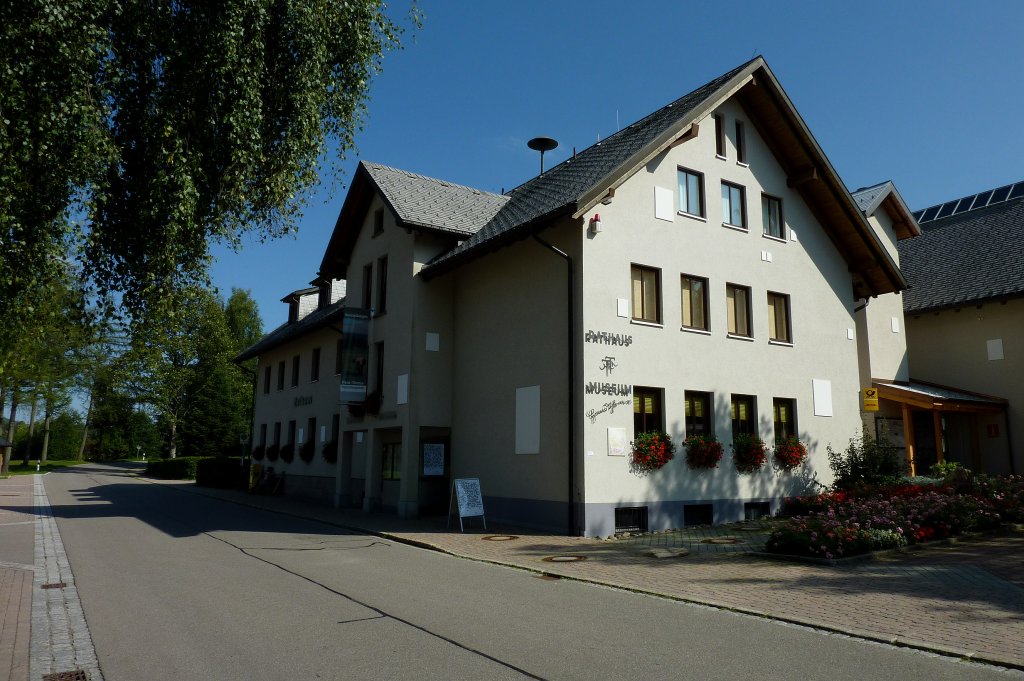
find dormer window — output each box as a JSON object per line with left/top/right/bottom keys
{"left": 288, "top": 301, "right": 298, "bottom": 323}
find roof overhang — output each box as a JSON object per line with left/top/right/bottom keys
{"left": 873, "top": 379, "right": 1007, "bottom": 413}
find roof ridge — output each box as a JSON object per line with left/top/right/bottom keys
{"left": 362, "top": 160, "right": 507, "bottom": 200}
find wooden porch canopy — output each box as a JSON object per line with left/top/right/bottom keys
{"left": 873, "top": 379, "right": 1008, "bottom": 475}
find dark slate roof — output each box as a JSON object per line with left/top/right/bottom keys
{"left": 851, "top": 181, "right": 891, "bottom": 214}
{"left": 898, "top": 194, "right": 1024, "bottom": 313}
{"left": 364, "top": 162, "right": 508, "bottom": 236}
{"left": 420, "top": 57, "right": 760, "bottom": 275}
{"left": 234, "top": 299, "right": 345, "bottom": 363}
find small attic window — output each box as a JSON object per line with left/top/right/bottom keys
{"left": 373, "top": 209, "right": 384, "bottom": 236}
{"left": 318, "top": 283, "right": 330, "bottom": 309}
{"left": 288, "top": 300, "right": 298, "bottom": 324}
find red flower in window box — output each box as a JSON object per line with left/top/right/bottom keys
{"left": 684, "top": 434, "right": 724, "bottom": 470}
{"left": 732, "top": 433, "right": 767, "bottom": 473}
{"left": 773, "top": 436, "right": 808, "bottom": 471}
{"left": 630, "top": 432, "right": 676, "bottom": 473}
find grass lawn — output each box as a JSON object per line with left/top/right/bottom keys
{"left": 2, "top": 459, "right": 91, "bottom": 475}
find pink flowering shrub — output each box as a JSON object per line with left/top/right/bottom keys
{"left": 767, "top": 479, "right": 1019, "bottom": 559}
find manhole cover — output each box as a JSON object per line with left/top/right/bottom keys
{"left": 40, "top": 582, "right": 67, "bottom": 590}
{"left": 541, "top": 555, "right": 587, "bottom": 563}
{"left": 701, "top": 537, "right": 744, "bottom": 545}
{"left": 43, "top": 671, "right": 88, "bottom": 681}
{"left": 481, "top": 535, "right": 519, "bottom": 542}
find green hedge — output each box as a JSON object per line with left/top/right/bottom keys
{"left": 195, "top": 457, "right": 249, "bottom": 489}
{"left": 145, "top": 457, "right": 202, "bottom": 480}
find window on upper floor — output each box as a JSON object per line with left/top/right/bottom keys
{"left": 631, "top": 264, "right": 661, "bottom": 324}
{"left": 762, "top": 194, "right": 784, "bottom": 239}
{"left": 714, "top": 114, "right": 726, "bottom": 158}
{"left": 731, "top": 394, "right": 756, "bottom": 437}
{"left": 684, "top": 391, "right": 713, "bottom": 437}
{"left": 311, "top": 347, "right": 321, "bottom": 382}
{"left": 374, "top": 342, "right": 384, "bottom": 395}
{"left": 726, "top": 283, "right": 752, "bottom": 338}
{"left": 377, "top": 256, "right": 388, "bottom": 315}
{"left": 735, "top": 120, "right": 747, "bottom": 164}
{"left": 680, "top": 274, "right": 709, "bottom": 331}
{"left": 259, "top": 423, "right": 267, "bottom": 447}
{"left": 633, "top": 387, "right": 664, "bottom": 435}
{"left": 263, "top": 365, "right": 271, "bottom": 394}
{"left": 362, "top": 263, "right": 373, "bottom": 310}
{"left": 277, "top": 361, "right": 285, "bottom": 391}
{"left": 773, "top": 398, "right": 797, "bottom": 445}
{"left": 273, "top": 421, "right": 281, "bottom": 445}
{"left": 291, "top": 355, "right": 300, "bottom": 388}
{"left": 721, "top": 182, "right": 746, "bottom": 229}
{"left": 373, "top": 209, "right": 384, "bottom": 236}
{"left": 677, "top": 168, "right": 705, "bottom": 218}
{"left": 767, "top": 292, "right": 792, "bottom": 344}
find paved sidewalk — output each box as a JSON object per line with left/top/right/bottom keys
{"left": 154, "top": 475, "right": 1024, "bottom": 673}
{"left": 0, "top": 475, "right": 33, "bottom": 681}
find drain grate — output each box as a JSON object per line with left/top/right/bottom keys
{"left": 43, "top": 670, "right": 88, "bottom": 681}
{"left": 536, "top": 574, "right": 562, "bottom": 581}
{"left": 40, "top": 582, "right": 67, "bottom": 590}
{"left": 481, "top": 535, "right": 519, "bottom": 542}
{"left": 541, "top": 555, "right": 587, "bottom": 563}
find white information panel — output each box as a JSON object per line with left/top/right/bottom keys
{"left": 448, "top": 478, "right": 486, "bottom": 532}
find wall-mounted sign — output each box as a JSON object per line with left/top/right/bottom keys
{"left": 423, "top": 443, "right": 445, "bottom": 476}
{"left": 587, "top": 399, "right": 632, "bottom": 424}
{"left": 585, "top": 382, "right": 632, "bottom": 396}
{"left": 339, "top": 308, "right": 370, "bottom": 404}
{"left": 448, "top": 478, "right": 486, "bottom": 532}
{"left": 598, "top": 356, "right": 618, "bottom": 376}
{"left": 862, "top": 388, "right": 879, "bottom": 412}
{"left": 585, "top": 330, "right": 633, "bottom": 346}
{"left": 607, "top": 427, "right": 627, "bottom": 456}
{"left": 293, "top": 396, "right": 313, "bottom": 407}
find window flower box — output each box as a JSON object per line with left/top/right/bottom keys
{"left": 732, "top": 433, "right": 767, "bottom": 473}
{"left": 684, "top": 434, "right": 723, "bottom": 470}
{"left": 630, "top": 432, "right": 675, "bottom": 473}
{"left": 773, "top": 436, "right": 807, "bottom": 471}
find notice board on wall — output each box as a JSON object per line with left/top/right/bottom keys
{"left": 448, "top": 478, "right": 486, "bottom": 532}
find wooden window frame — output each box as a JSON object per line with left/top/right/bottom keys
{"left": 680, "top": 274, "right": 709, "bottom": 331}
{"left": 735, "top": 120, "right": 747, "bottom": 164}
{"left": 731, "top": 394, "right": 756, "bottom": 438}
{"left": 633, "top": 386, "right": 664, "bottom": 435}
{"left": 773, "top": 398, "right": 797, "bottom": 445}
{"left": 767, "top": 291, "right": 792, "bottom": 343}
{"left": 630, "top": 264, "right": 662, "bottom": 324}
{"left": 726, "top": 283, "right": 753, "bottom": 338}
{"left": 762, "top": 193, "right": 784, "bottom": 239}
{"left": 684, "top": 390, "right": 713, "bottom": 437}
{"left": 714, "top": 114, "right": 726, "bottom": 158}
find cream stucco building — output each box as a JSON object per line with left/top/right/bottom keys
{"left": 238, "top": 57, "right": 929, "bottom": 536}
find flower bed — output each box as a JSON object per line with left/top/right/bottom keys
{"left": 768, "top": 475, "right": 1023, "bottom": 559}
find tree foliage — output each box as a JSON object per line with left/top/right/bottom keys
{"left": 1, "top": 0, "right": 413, "bottom": 359}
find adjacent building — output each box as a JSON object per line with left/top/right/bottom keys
{"left": 238, "top": 56, "right": 925, "bottom": 536}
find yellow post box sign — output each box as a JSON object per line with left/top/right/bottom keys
{"left": 862, "top": 388, "right": 880, "bottom": 412}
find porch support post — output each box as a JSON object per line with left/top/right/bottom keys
{"left": 901, "top": 403, "right": 916, "bottom": 476}
{"left": 933, "top": 410, "right": 945, "bottom": 465}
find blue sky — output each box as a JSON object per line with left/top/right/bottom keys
{"left": 209, "top": 1, "right": 1024, "bottom": 330}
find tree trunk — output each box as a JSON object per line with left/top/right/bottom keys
{"left": 23, "top": 395, "right": 38, "bottom": 465}
{"left": 168, "top": 420, "right": 177, "bottom": 459}
{"left": 2, "top": 393, "right": 18, "bottom": 475}
{"left": 78, "top": 388, "right": 93, "bottom": 461}
{"left": 41, "top": 393, "right": 53, "bottom": 462}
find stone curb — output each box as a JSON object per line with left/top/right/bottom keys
{"left": 142, "top": 474, "right": 1023, "bottom": 673}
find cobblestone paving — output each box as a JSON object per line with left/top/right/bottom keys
{"left": 0, "top": 475, "right": 33, "bottom": 681}
{"left": 31, "top": 476, "right": 104, "bottom": 681}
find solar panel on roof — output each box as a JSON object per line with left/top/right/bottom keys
{"left": 921, "top": 206, "right": 939, "bottom": 222}
{"left": 953, "top": 196, "right": 976, "bottom": 214}
{"left": 912, "top": 209, "right": 925, "bottom": 221}
{"left": 974, "top": 190, "right": 994, "bottom": 208}
{"left": 936, "top": 202, "right": 956, "bottom": 219}
{"left": 1010, "top": 183, "right": 1024, "bottom": 199}
{"left": 991, "top": 185, "right": 1012, "bottom": 203}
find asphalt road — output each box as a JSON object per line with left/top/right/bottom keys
{"left": 44, "top": 464, "right": 1020, "bottom": 681}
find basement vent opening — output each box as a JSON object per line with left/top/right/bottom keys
{"left": 614, "top": 506, "right": 648, "bottom": 533}
{"left": 744, "top": 501, "right": 772, "bottom": 520}
{"left": 683, "top": 504, "right": 714, "bottom": 527}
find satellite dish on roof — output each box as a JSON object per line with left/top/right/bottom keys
{"left": 528, "top": 137, "right": 559, "bottom": 175}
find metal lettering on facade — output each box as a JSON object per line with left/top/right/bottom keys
{"left": 584, "top": 382, "right": 632, "bottom": 396}
{"left": 584, "top": 330, "right": 633, "bottom": 346}
{"left": 586, "top": 399, "right": 632, "bottom": 424}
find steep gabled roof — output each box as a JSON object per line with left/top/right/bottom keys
{"left": 898, "top": 192, "right": 1024, "bottom": 313}
{"left": 850, "top": 181, "right": 920, "bottom": 240}
{"left": 416, "top": 56, "right": 905, "bottom": 296}
{"left": 234, "top": 299, "right": 345, "bottom": 363}
{"left": 318, "top": 162, "right": 507, "bottom": 279}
